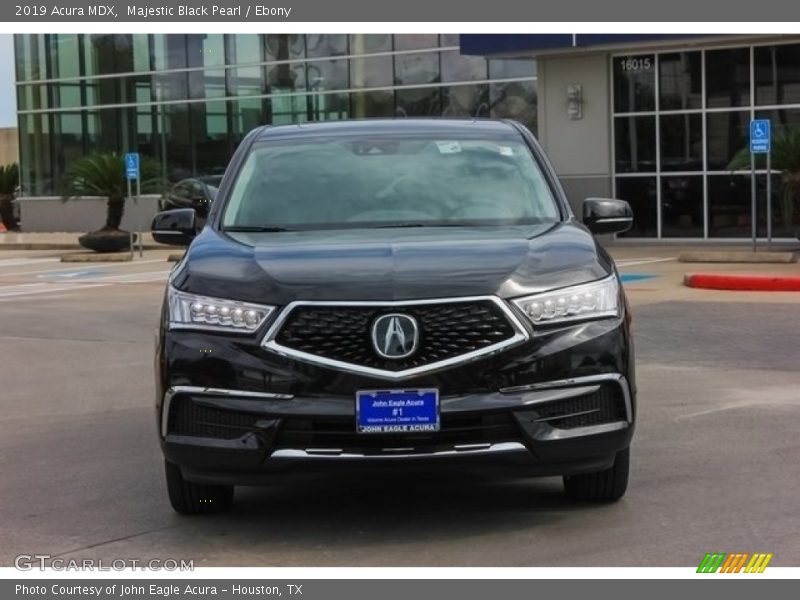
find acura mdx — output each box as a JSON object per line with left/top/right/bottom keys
{"left": 152, "top": 119, "right": 636, "bottom": 514}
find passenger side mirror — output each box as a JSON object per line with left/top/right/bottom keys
{"left": 151, "top": 208, "right": 197, "bottom": 246}
{"left": 582, "top": 198, "right": 633, "bottom": 235}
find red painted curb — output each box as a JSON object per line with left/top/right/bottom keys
{"left": 685, "top": 273, "right": 800, "bottom": 291}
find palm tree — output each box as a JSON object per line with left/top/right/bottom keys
{"left": 728, "top": 124, "right": 800, "bottom": 230}
{"left": 62, "top": 152, "right": 163, "bottom": 231}
{"left": 0, "top": 163, "right": 19, "bottom": 231}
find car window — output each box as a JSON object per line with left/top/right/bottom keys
{"left": 223, "top": 134, "right": 560, "bottom": 230}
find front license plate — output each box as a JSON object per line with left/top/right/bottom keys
{"left": 356, "top": 389, "right": 440, "bottom": 434}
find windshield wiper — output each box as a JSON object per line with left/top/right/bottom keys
{"left": 223, "top": 225, "right": 294, "bottom": 232}
{"left": 368, "top": 223, "right": 470, "bottom": 229}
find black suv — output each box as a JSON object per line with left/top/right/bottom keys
{"left": 152, "top": 119, "right": 636, "bottom": 514}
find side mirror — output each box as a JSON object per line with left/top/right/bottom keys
{"left": 582, "top": 198, "right": 633, "bottom": 235}
{"left": 151, "top": 209, "right": 197, "bottom": 246}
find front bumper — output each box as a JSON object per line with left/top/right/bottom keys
{"left": 160, "top": 373, "right": 634, "bottom": 485}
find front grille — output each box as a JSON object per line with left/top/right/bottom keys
{"left": 275, "top": 411, "right": 522, "bottom": 453}
{"left": 273, "top": 300, "right": 517, "bottom": 372}
{"left": 168, "top": 397, "right": 260, "bottom": 439}
{"left": 532, "top": 384, "right": 627, "bottom": 429}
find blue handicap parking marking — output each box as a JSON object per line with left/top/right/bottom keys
{"left": 39, "top": 270, "right": 107, "bottom": 279}
{"left": 620, "top": 273, "right": 657, "bottom": 284}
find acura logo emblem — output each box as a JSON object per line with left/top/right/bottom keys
{"left": 371, "top": 313, "right": 419, "bottom": 359}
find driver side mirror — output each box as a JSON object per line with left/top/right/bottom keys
{"left": 582, "top": 198, "right": 633, "bottom": 235}
{"left": 151, "top": 208, "right": 197, "bottom": 246}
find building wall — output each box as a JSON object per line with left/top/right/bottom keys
{"left": 0, "top": 127, "right": 19, "bottom": 165}
{"left": 537, "top": 53, "right": 612, "bottom": 215}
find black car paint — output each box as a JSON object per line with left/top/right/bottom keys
{"left": 155, "top": 119, "right": 635, "bottom": 483}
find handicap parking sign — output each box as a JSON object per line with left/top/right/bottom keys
{"left": 124, "top": 152, "right": 140, "bottom": 180}
{"left": 750, "top": 120, "right": 770, "bottom": 154}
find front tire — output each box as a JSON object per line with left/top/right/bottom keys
{"left": 164, "top": 460, "right": 234, "bottom": 514}
{"left": 563, "top": 447, "right": 629, "bottom": 502}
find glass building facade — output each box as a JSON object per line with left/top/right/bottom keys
{"left": 14, "top": 34, "right": 537, "bottom": 196}
{"left": 613, "top": 40, "right": 800, "bottom": 238}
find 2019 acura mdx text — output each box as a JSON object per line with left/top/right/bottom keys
{"left": 151, "top": 119, "right": 636, "bottom": 514}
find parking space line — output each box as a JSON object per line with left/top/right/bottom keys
{"left": 0, "top": 258, "right": 168, "bottom": 278}
{"left": 0, "top": 257, "right": 61, "bottom": 268}
{"left": 616, "top": 257, "right": 676, "bottom": 267}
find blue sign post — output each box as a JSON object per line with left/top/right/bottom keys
{"left": 749, "top": 120, "right": 772, "bottom": 249}
{"left": 124, "top": 152, "right": 140, "bottom": 181}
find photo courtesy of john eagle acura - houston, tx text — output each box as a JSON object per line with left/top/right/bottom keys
{"left": 151, "top": 118, "right": 636, "bottom": 514}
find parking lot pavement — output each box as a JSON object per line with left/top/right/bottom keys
{"left": 1, "top": 249, "right": 799, "bottom": 567}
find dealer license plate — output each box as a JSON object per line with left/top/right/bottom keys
{"left": 356, "top": 389, "right": 440, "bottom": 434}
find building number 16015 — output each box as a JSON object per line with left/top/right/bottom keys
{"left": 619, "top": 57, "right": 653, "bottom": 71}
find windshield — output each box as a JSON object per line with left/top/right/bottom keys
{"left": 222, "top": 133, "right": 560, "bottom": 231}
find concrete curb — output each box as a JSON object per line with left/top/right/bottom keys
{"left": 61, "top": 252, "right": 133, "bottom": 263}
{"left": 684, "top": 273, "right": 800, "bottom": 291}
{"left": 0, "top": 243, "right": 167, "bottom": 251}
{"left": 679, "top": 250, "right": 797, "bottom": 264}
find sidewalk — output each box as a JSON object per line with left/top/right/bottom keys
{"left": 0, "top": 231, "right": 167, "bottom": 250}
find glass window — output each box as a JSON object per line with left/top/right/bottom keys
{"left": 18, "top": 112, "right": 53, "bottom": 195}
{"left": 614, "top": 116, "right": 656, "bottom": 173}
{"left": 15, "top": 35, "right": 47, "bottom": 82}
{"left": 395, "top": 87, "right": 441, "bottom": 117}
{"left": 658, "top": 52, "right": 702, "bottom": 110}
{"left": 616, "top": 177, "right": 657, "bottom": 238}
{"left": 306, "top": 34, "right": 348, "bottom": 58}
{"left": 394, "top": 35, "right": 439, "bottom": 51}
{"left": 17, "top": 84, "right": 48, "bottom": 111}
{"left": 188, "top": 70, "right": 227, "bottom": 100}
{"left": 490, "top": 80, "right": 537, "bottom": 133}
{"left": 187, "top": 34, "right": 225, "bottom": 68}
{"left": 226, "top": 34, "right": 263, "bottom": 65}
{"left": 153, "top": 72, "right": 189, "bottom": 102}
{"left": 350, "top": 56, "right": 393, "bottom": 88}
{"left": 755, "top": 44, "right": 800, "bottom": 106}
{"left": 442, "top": 84, "right": 489, "bottom": 118}
{"left": 351, "top": 90, "right": 394, "bottom": 118}
{"left": 269, "top": 95, "right": 308, "bottom": 125}
{"left": 349, "top": 34, "right": 392, "bottom": 55}
{"left": 83, "top": 34, "right": 125, "bottom": 76}
{"left": 159, "top": 104, "right": 192, "bottom": 182}
{"left": 229, "top": 66, "right": 264, "bottom": 96}
{"left": 395, "top": 52, "right": 440, "bottom": 86}
{"left": 266, "top": 62, "right": 305, "bottom": 93}
{"left": 706, "top": 110, "right": 749, "bottom": 171}
{"left": 49, "top": 34, "right": 80, "bottom": 79}
{"left": 661, "top": 176, "right": 704, "bottom": 237}
{"left": 706, "top": 48, "right": 750, "bottom": 108}
{"left": 309, "top": 92, "right": 350, "bottom": 121}
{"left": 613, "top": 55, "right": 655, "bottom": 113}
{"left": 222, "top": 135, "right": 559, "bottom": 230}
{"left": 264, "top": 35, "right": 305, "bottom": 62}
{"left": 152, "top": 35, "right": 187, "bottom": 70}
{"left": 441, "top": 50, "right": 487, "bottom": 82}
{"left": 660, "top": 114, "right": 703, "bottom": 171}
{"left": 306, "top": 60, "right": 348, "bottom": 92}
{"left": 232, "top": 98, "right": 267, "bottom": 140}
{"left": 52, "top": 82, "right": 83, "bottom": 109}
{"left": 708, "top": 174, "right": 753, "bottom": 237}
{"left": 191, "top": 100, "right": 230, "bottom": 177}
{"left": 489, "top": 59, "right": 536, "bottom": 80}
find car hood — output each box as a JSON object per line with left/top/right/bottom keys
{"left": 171, "top": 222, "right": 614, "bottom": 305}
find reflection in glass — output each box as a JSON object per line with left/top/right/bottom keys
{"left": 489, "top": 80, "right": 537, "bottom": 133}
{"left": 394, "top": 35, "right": 439, "bottom": 51}
{"left": 153, "top": 34, "right": 187, "bottom": 70}
{"left": 186, "top": 34, "right": 225, "bottom": 68}
{"left": 616, "top": 177, "right": 657, "bottom": 238}
{"left": 660, "top": 114, "right": 702, "bottom": 171}
{"left": 15, "top": 35, "right": 47, "bottom": 82}
{"left": 188, "top": 70, "right": 227, "bottom": 99}
{"left": 229, "top": 66, "right": 264, "bottom": 97}
{"left": 659, "top": 52, "right": 702, "bottom": 110}
{"left": 395, "top": 87, "right": 441, "bottom": 117}
{"left": 442, "top": 85, "right": 489, "bottom": 118}
{"left": 309, "top": 93, "right": 349, "bottom": 121}
{"left": 706, "top": 48, "right": 750, "bottom": 108}
{"left": 306, "top": 34, "right": 348, "bottom": 58}
{"left": 306, "top": 60, "right": 348, "bottom": 92}
{"left": 351, "top": 91, "right": 394, "bottom": 118}
{"left": 266, "top": 61, "right": 305, "bottom": 93}
{"left": 349, "top": 34, "right": 392, "bottom": 55}
{"left": 755, "top": 43, "right": 800, "bottom": 105}
{"left": 441, "top": 50, "right": 487, "bottom": 82}
{"left": 708, "top": 174, "right": 752, "bottom": 237}
{"left": 264, "top": 35, "right": 305, "bottom": 62}
{"left": 613, "top": 55, "right": 655, "bottom": 113}
{"left": 488, "top": 59, "right": 536, "bottom": 80}
{"left": 395, "top": 52, "right": 440, "bottom": 86}
{"left": 191, "top": 101, "right": 229, "bottom": 176}
{"left": 49, "top": 34, "right": 81, "bottom": 79}
{"left": 350, "top": 55, "right": 393, "bottom": 88}
{"left": 661, "top": 176, "right": 704, "bottom": 237}
{"left": 227, "top": 34, "right": 262, "bottom": 65}
{"left": 705, "top": 110, "right": 749, "bottom": 171}
{"left": 614, "top": 116, "right": 656, "bottom": 173}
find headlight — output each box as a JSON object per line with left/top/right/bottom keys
{"left": 167, "top": 287, "right": 275, "bottom": 333}
{"left": 512, "top": 275, "right": 620, "bottom": 325}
